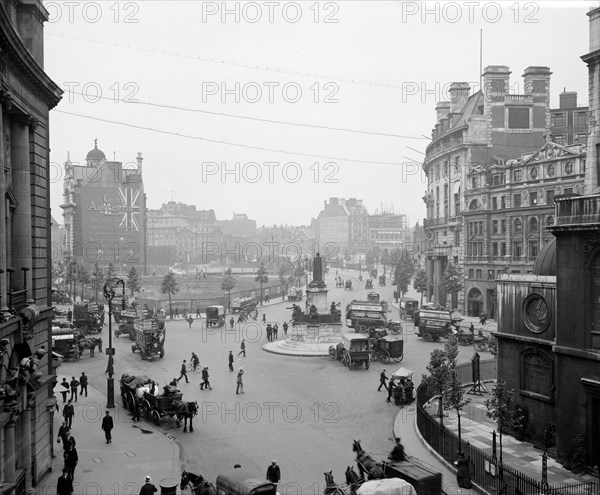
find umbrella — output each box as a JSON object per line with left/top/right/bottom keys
{"left": 392, "top": 367, "right": 414, "bottom": 379}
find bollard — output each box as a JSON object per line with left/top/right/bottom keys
{"left": 159, "top": 477, "right": 179, "bottom": 495}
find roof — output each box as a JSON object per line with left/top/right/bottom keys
{"left": 86, "top": 140, "right": 106, "bottom": 162}
{"left": 216, "top": 469, "right": 276, "bottom": 495}
{"left": 342, "top": 333, "right": 369, "bottom": 341}
{"left": 532, "top": 238, "right": 556, "bottom": 276}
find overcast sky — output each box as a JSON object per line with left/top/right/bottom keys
{"left": 44, "top": 1, "right": 592, "bottom": 227}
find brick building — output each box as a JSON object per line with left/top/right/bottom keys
{"left": 550, "top": 90, "right": 588, "bottom": 147}
{"left": 315, "top": 197, "right": 369, "bottom": 258}
{"left": 0, "top": 1, "right": 63, "bottom": 492}
{"left": 368, "top": 213, "right": 408, "bottom": 252}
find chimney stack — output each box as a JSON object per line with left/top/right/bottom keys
{"left": 559, "top": 90, "right": 578, "bottom": 109}
{"left": 483, "top": 66, "right": 511, "bottom": 100}
{"left": 448, "top": 82, "right": 471, "bottom": 114}
{"left": 136, "top": 152, "right": 143, "bottom": 173}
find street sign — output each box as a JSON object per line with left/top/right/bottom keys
{"left": 105, "top": 347, "right": 115, "bottom": 356}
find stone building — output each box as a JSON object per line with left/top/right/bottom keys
{"left": 368, "top": 213, "right": 408, "bottom": 252}
{"left": 550, "top": 90, "right": 588, "bottom": 147}
{"left": 61, "top": 143, "right": 147, "bottom": 275}
{"left": 463, "top": 141, "right": 585, "bottom": 317}
{"left": 315, "top": 197, "right": 369, "bottom": 258}
{"left": 423, "top": 66, "right": 553, "bottom": 312}
{"left": 0, "top": 1, "right": 63, "bottom": 492}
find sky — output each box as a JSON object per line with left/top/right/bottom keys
{"left": 43, "top": 0, "right": 593, "bottom": 227}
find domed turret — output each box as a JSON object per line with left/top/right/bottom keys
{"left": 86, "top": 139, "right": 106, "bottom": 164}
{"left": 532, "top": 238, "right": 556, "bottom": 276}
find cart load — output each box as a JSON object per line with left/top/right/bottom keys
{"left": 287, "top": 287, "right": 303, "bottom": 302}
{"left": 120, "top": 374, "right": 152, "bottom": 391}
{"left": 390, "top": 367, "right": 415, "bottom": 406}
{"left": 231, "top": 297, "right": 257, "bottom": 313}
{"left": 356, "top": 478, "right": 416, "bottom": 495}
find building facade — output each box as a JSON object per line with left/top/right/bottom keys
{"left": 61, "top": 143, "right": 147, "bottom": 275}
{"left": 0, "top": 1, "right": 63, "bottom": 492}
{"left": 423, "top": 66, "right": 553, "bottom": 312}
{"left": 315, "top": 197, "right": 369, "bottom": 258}
{"left": 550, "top": 90, "right": 588, "bottom": 147}
{"left": 463, "top": 141, "right": 585, "bottom": 318}
{"left": 368, "top": 213, "right": 408, "bottom": 252}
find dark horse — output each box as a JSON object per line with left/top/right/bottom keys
{"left": 352, "top": 440, "right": 384, "bottom": 480}
{"left": 345, "top": 466, "right": 363, "bottom": 494}
{"left": 173, "top": 400, "right": 198, "bottom": 433}
{"left": 180, "top": 471, "right": 216, "bottom": 495}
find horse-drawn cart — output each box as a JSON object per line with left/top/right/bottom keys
{"left": 345, "top": 280, "right": 353, "bottom": 290}
{"left": 139, "top": 390, "right": 183, "bottom": 426}
{"left": 339, "top": 333, "right": 370, "bottom": 370}
{"left": 370, "top": 336, "right": 404, "bottom": 364}
{"left": 120, "top": 374, "right": 152, "bottom": 411}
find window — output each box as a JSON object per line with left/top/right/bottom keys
{"left": 547, "top": 164, "right": 555, "bottom": 177}
{"left": 444, "top": 184, "right": 449, "bottom": 217}
{"left": 591, "top": 253, "right": 600, "bottom": 349}
{"left": 501, "top": 219, "right": 507, "bottom": 233}
{"left": 513, "top": 194, "right": 522, "bottom": 208}
{"left": 492, "top": 220, "right": 499, "bottom": 234}
{"left": 476, "top": 269, "right": 482, "bottom": 280}
{"left": 551, "top": 112, "right": 567, "bottom": 127}
{"left": 472, "top": 176, "right": 480, "bottom": 189}
{"left": 508, "top": 107, "right": 530, "bottom": 129}
{"left": 529, "top": 217, "right": 539, "bottom": 233}
{"left": 529, "top": 241, "right": 539, "bottom": 258}
{"left": 488, "top": 269, "right": 495, "bottom": 280}
{"left": 436, "top": 187, "right": 440, "bottom": 217}
{"left": 501, "top": 242, "right": 506, "bottom": 256}
{"left": 513, "top": 241, "right": 523, "bottom": 257}
{"left": 564, "top": 187, "right": 574, "bottom": 195}
{"left": 492, "top": 242, "right": 499, "bottom": 256}
{"left": 575, "top": 133, "right": 588, "bottom": 146}
{"left": 468, "top": 269, "right": 474, "bottom": 279}
{"left": 522, "top": 351, "right": 553, "bottom": 397}
{"left": 513, "top": 169, "right": 523, "bottom": 182}
{"left": 554, "top": 135, "right": 567, "bottom": 146}
{"left": 546, "top": 190, "right": 555, "bottom": 205}
{"left": 574, "top": 111, "right": 588, "bottom": 126}
{"left": 492, "top": 174, "right": 504, "bottom": 186}
{"left": 454, "top": 230, "right": 460, "bottom": 246}
{"left": 530, "top": 192, "right": 537, "bottom": 206}
{"left": 514, "top": 218, "right": 522, "bottom": 233}
{"left": 501, "top": 196, "right": 506, "bottom": 209}
{"left": 492, "top": 197, "right": 498, "bottom": 210}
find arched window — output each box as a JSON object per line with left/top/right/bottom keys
{"left": 529, "top": 217, "right": 538, "bottom": 233}
{"left": 521, "top": 350, "right": 553, "bottom": 398}
{"left": 469, "top": 199, "right": 479, "bottom": 211}
{"left": 546, "top": 216, "right": 554, "bottom": 226}
{"left": 514, "top": 218, "right": 522, "bottom": 234}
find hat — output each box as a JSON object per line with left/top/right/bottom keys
{"left": 145, "top": 476, "right": 151, "bottom": 482}
{"left": 272, "top": 460, "right": 277, "bottom": 464}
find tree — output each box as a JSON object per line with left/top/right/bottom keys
{"left": 126, "top": 267, "right": 141, "bottom": 296}
{"left": 442, "top": 337, "right": 470, "bottom": 453}
{"left": 380, "top": 248, "right": 391, "bottom": 277}
{"left": 92, "top": 263, "right": 104, "bottom": 302}
{"left": 392, "top": 251, "right": 415, "bottom": 298}
{"left": 441, "top": 261, "right": 463, "bottom": 310}
{"left": 484, "top": 380, "right": 514, "bottom": 472}
{"left": 221, "top": 268, "right": 236, "bottom": 311}
{"left": 255, "top": 262, "right": 269, "bottom": 305}
{"left": 278, "top": 266, "right": 290, "bottom": 301}
{"left": 413, "top": 268, "right": 428, "bottom": 305}
{"left": 105, "top": 262, "right": 117, "bottom": 285}
{"left": 78, "top": 264, "right": 91, "bottom": 301}
{"left": 160, "top": 271, "right": 179, "bottom": 318}
{"left": 421, "top": 338, "right": 457, "bottom": 426}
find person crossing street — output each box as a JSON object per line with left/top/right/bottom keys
{"left": 228, "top": 351, "right": 234, "bottom": 372}
{"left": 79, "top": 372, "right": 88, "bottom": 397}
{"left": 200, "top": 366, "right": 212, "bottom": 390}
{"left": 177, "top": 360, "right": 190, "bottom": 383}
{"left": 378, "top": 369, "right": 389, "bottom": 391}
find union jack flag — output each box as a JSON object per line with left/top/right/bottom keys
{"left": 118, "top": 187, "right": 140, "bottom": 232}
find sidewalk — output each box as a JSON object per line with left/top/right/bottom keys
{"left": 36, "top": 376, "right": 179, "bottom": 495}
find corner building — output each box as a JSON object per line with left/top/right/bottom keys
{"left": 0, "top": 1, "right": 63, "bottom": 492}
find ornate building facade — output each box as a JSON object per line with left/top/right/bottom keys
{"left": 0, "top": 1, "right": 63, "bottom": 492}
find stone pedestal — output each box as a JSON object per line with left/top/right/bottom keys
{"left": 291, "top": 322, "right": 342, "bottom": 343}
{"left": 306, "top": 287, "right": 328, "bottom": 313}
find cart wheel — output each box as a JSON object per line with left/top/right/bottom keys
{"left": 369, "top": 352, "right": 378, "bottom": 362}
{"left": 152, "top": 410, "right": 161, "bottom": 426}
{"left": 140, "top": 351, "right": 147, "bottom": 361}
{"left": 422, "top": 333, "right": 432, "bottom": 342}
{"left": 127, "top": 391, "right": 136, "bottom": 411}
{"left": 131, "top": 345, "right": 136, "bottom": 353}
{"left": 459, "top": 337, "right": 470, "bottom": 346}
{"left": 381, "top": 350, "right": 391, "bottom": 365}
{"left": 159, "top": 348, "right": 164, "bottom": 358}
{"left": 474, "top": 342, "right": 487, "bottom": 352}
{"left": 393, "top": 354, "right": 404, "bottom": 363}
{"left": 365, "top": 360, "right": 370, "bottom": 370}
{"left": 141, "top": 400, "right": 151, "bottom": 419}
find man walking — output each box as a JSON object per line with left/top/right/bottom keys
{"left": 273, "top": 324, "right": 278, "bottom": 340}
{"left": 69, "top": 376, "right": 79, "bottom": 402}
{"left": 386, "top": 378, "right": 396, "bottom": 403}
{"left": 266, "top": 324, "right": 272, "bottom": 342}
{"left": 63, "top": 400, "right": 74, "bottom": 428}
{"left": 140, "top": 475, "right": 157, "bottom": 494}
{"left": 63, "top": 442, "right": 78, "bottom": 480}
{"left": 196, "top": 306, "right": 201, "bottom": 318}
{"left": 230, "top": 317, "right": 234, "bottom": 330}
{"left": 266, "top": 460, "right": 281, "bottom": 490}
{"left": 59, "top": 377, "right": 70, "bottom": 403}
{"left": 67, "top": 309, "right": 72, "bottom": 322}
{"left": 236, "top": 368, "right": 244, "bottom": 394}
{"left": 187, "top": 315, "right": 194, "bottom": 328}
{"left": 57, "top": 468, "right": 73, "bottom": 495}
{"left": 79, "top": 372, "right": 88, "bottom": 397}
{"left": 238, "top": 339, "right": 246, "bottom": 357}
{"left": 378, "top": 369, "right": 389, "bottom": 392}
{"left": 200, "top": 366, "right": 212, "bottom": 390}
{"left": 58, "top": 422, "right": 70, "bottom": 449}
{"left": 283, "top": 322, "right": 288, "bottom": 337}
{"left": 101, "top": 410, "right": 114, "bottom": 444}
{"left": 177, "top": 360, "right": 190, "bottom": 383}
{"left": 228, "top": 351, "right": 234, "bottom": 371}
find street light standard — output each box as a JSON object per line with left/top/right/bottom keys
{"left": 103, "top": 277, "right": 125, "bottom": 408}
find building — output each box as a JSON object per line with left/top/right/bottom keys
{"left": 0, "top": 1, "right": 63, "bottom": 492}
{"left": 423, "top": 66, "right": 553, "bottom": 312}
{"left": 215, "top": 213, "right": 257, "bottom": 266}
{"left": 463, "top": 141, "right": 585, "bottom": 318}
{"left": 61, "top": 143, "right": 147, "bottom": 275}
{"left": 315, "top": 197, "right": 369, "bottom": 258}
{"left": 146, "top": 202, "right": 220, "bottom": 266}
{"left": 550, "top": 90, "right": 588, "bottom": 147}
{"left": 368, "top": 213, "right": 408, "bottom": 252}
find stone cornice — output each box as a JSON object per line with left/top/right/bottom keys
{"left": 0, "top": 6, "right": 62, "bottom": 109}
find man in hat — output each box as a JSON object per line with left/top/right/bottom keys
{"left": 388, "top": 437, "right": 406, "bottom": 462}
{"left": 57, "top": 467, "right": 73, "bottom": 495}
{"left": 101, "top": 410, "right": 114, "bottom": 444}
{"left": 200, "top": 366, "right": 212, "bottom": 390}
{"left": 378, "top": 369, "right": 389, "bottom": 391}
{"left": 139, "top": 475, "right": 157, "bottom": 495}
{"left": 266, "top": 460, "right": 281, "bottom": 489}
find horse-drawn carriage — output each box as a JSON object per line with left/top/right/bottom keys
{"left": 378, "top": 275, "right": 386, "bottom": 287}
{"left": 455, "top": 327, "right": 494, "bottom": 351}
{"left": 333, "top": 333, "right": 370, "bottom": 370}
{"left": 345, "top": 280, "right": 353, "bottom": 291}
{"left": 370, "top": 336, "right": 404, "bottom": 364}
{"left": 131, "top": 318, "right": 166, "bottom": 360}
{"left": 73, "top": 302, "right": 103, "bottom": 334}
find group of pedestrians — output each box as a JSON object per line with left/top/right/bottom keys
{"left": 265, "top": 321, "right": 288, "bottom": 341}
{"left": 378, "top": 369, "right": 414, "bottom": 404}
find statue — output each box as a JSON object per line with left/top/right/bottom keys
{"left": 310, "top": 253, "right": 326, "bottom": 288}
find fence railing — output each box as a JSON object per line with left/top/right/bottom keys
{"left": 416, "top": 360, "right": 599, "bottom": 495}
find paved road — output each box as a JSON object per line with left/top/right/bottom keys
{"left": 61, "top": 269, "right": 487, "bottom": 493}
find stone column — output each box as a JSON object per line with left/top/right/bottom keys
{"left": 10, "top": 120, "right": 32, "bottom": 291}
{"left": 20, "top": 408, "right": 34, "bottom": 494}
{"left": 433, "top": 257, "right": 442, "bottom": 304}
{"left": 4, "top": 420, "right": 16, "bottom": 483}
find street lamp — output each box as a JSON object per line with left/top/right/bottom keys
{"left": 103, "top": 277, "right": 125, "bottom": 408}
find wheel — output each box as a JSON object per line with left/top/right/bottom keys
{"left": 422, "top": 333, "right": 432, "bottom": 342}
{"left": 393, "top": 354, "right": 404, "bottom": 363}
{"left": 140, "top": 352, "right": 147, "bottom": 361}
{"left": 459, "top": 337, "right": 470, "bottom": 346}
{"left": 370, "top": 352, "right": 379, "bottom": 362}
{"left": 474, "top": 341, "right": 488, "bottom": 352}
{"left": 159, "top": 348, "right": 164, "bottom": 358}
{"left": 365, "top": 360, "right": 370, "bottom": 370}
{"left": 381, "top": 350, "right": 391, "bottom": 365}
{"left": 141, "top": 399, "right": 151, "bottom": 419}
{"left": 127, "top": 391, "right": 136, "bottom": 411}
{"left": 347, "top": 357, "right": 353, "bottom": 369}
{"left": 121, "top": 393, "right": 128, "bottom": 408}
{"left": 152, "top": 410, "right": 161, "bottom": 426}
{"left": 359, "top": 325, "right": 367, "bottom": 334}
{"left": 73, "top": 352, "right": 80, "bottom": 361}
{"left": 131, "top": 345, "right": 136, "bottom": 353}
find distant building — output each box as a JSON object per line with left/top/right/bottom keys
{"left": 315, "top": 197, "right": 369, "bottom": 258}
{"left": 61, "top": 142, "right": 147, "bottom": 274}
{"left": 550, "top": 90, "right": 588, "bottom": 147}
{"left": 215, "top": 213, "right": 257, "bottom": 265}
{"left": 368, "top": 213, "right": 408, "bottom": 251}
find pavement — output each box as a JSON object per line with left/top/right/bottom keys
{"left": 35, "top": 375, "right": 180, "bottom": 495}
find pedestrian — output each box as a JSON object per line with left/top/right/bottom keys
{"left": 266, "top": 460, "right": 281, "bottom": 489}
{"left": 262, "top": 313, "right": 266, "bottom": 324}
{"left": 378, "top": 369, "right": 389, "bottom": 392}
{"left": 200, "top": 366, "right": 212, "bottom": 390}
{"left": 101, "top": 410, "right": 114, "bottom": 444}
{"left": 132, "top": 390, "right": 141, "bottom": 422}
{"left": 67, "top": 309, "right": 72, "bottom": 322}
{"left": 238, "top": 339, "right": 246, "bottom": 357}
{"left": 187, "top": 316, "right": 193, "bottom": 328}
{"left": 236, "top": 368, "right": 244, "bottom": 394}
{"left": 59, "top": 377, "right": 69, "bottom": 403}
{"left": 191, "top": 352, "right": 200, "bottom": 371}
{"left": 140, "top": 475, "right": 157, "bottom": 495}
{"left": 469, "top": 323, "right": 475, "bottom": 334}
{"left": 196, "top": 306, "right": 201, "bottom": 317}
{"left": 455, "top": 452, "right": 473, "bottom": 489}
{"left": 63, "top": 400, "right": 74, "bottom": 428}
{"left": 386, "top": 378, "right": 396, "bottom": 403}
{"left": 228, "top": 350, "right": 234, "bottom": 372}
{"left": 58, "top": 421, "right": 70, "bottom": 449}
{"left": 100, "top": 310, "right": 105, "bottom": 327}
{"left": 177, "top": 360, "right": 190, "bottom": 383}
{"left": 57, "top": 467, "right": 73, "bottom": 495}
{"left": 273, "top": 324, "right": 278, "bottom": 340}
{"left": 388, "top": 437, "right": 406, "bottom": 462}
{"left": 266, "top": 324, "right": 272, "bottom": 342}
{"left": 63, "top": 442, "right": 78, "bottom": 480}
{"left": 79, "top": 372, "right": 88, "bottom": 397}
{"left": 230, "top": 317, "right": 235, "bottom": 330}
{"left": 283, "top": 322, "right": 288, "bottom": 337}
{"left": 69, "top": 376, "right": 79, "bottom": 402}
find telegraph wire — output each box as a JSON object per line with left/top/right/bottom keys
{"left": 55, "top": 109, "right": 415, "bottom": 166}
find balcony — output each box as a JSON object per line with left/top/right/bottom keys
{"left": 554, "top": 194, "right": 600, "bottom": 226}
{"left": 424, "top": 217, "right": 454, "bottom": 228}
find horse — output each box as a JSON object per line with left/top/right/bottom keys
{"left": 345, "top": 466, "right": 363, "bottom": 494}
{"left": 352, "top": 440, "right": 384, "bottom": 480}
{"left": 323, "top": 471, "right": 346, "bottom": 495}
{"left": 78, "top": 337, "right": 102, "bottom": 357}
{"left": 174, "top": 400, "right": 198, "bottom": 432}
{"left": 180, "top": 470, "right": 216, "bottom": 495}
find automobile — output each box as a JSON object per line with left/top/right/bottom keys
{"left": 399, "top": 297, "right": 419, "bottom": 320}
{"left": 206, "top": 305, "right": 225, "bottom": 327}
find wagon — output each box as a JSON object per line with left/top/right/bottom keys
{"left": 379, "top": 275, "right": 386, "bottom": 287}
{"left": 206, "top": 305, "right": 225, "bottom": 326}
{"left": 131, "top": 319, "right": 166, "bottom": 360}
{"left": 370, "top": 336, "right": 404, "bottom": 364}
{"left": 139, "top": 390, "right": 183, "bottom": 426}
{"left": 399, "top": 298, "right": 419, "bottom": 320}
{"left": 382, "top": 456, "right": 442, "bottom": 495}
{"left": 120, "top": 374, "right": 152, "bottom": 411}
{"left": 52, "top": 334, "right": 81, "bottom": 362}
{"left": 339, "top": 333, "right": 370, "bottom": 370}
{"left": 345, "top": 280, "right": 353, "bottom": 290}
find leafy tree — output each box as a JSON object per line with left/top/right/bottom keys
{"left": 221, "top": 268, "right": 236, "bottom": 310}
{"left": 278, "top": 266, "right": 290, "bottom": 301}
{"left": 442, "top": 337, "right": 470, "bottom": 453}
{"left": 413, "top": 268, "right": 428, "bottom": 305}
{"left": 92, "top": 263, "right": 104, "bottom": 302}
{"left": 441, "top": 261, "right": 463, "bottom": 309}
{"left": 393, "top": 251, "right": 415, "bottom": 298}
{"left": 484, "top": 380, "right": 514, "bottom": 469}
{"left": 255, "top": 262, "right": 269, "bottom": 305}
{"left": 380, "top": 248, "right": 391, "bottom": 277}
{"left": 160, "top": 270, "right": 179, "bottom": 318}
{"left": 78, "top": 264, "right": 91, "bottom": 301}
{"left": 126, "top": 267, "right": 141, "bottom": 296}
{"left": 422, "top": 338, "right": 458, "bottom": 427}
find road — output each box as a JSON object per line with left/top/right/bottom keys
{"left": 61, "top": 269, "right": 484, "bottom": 493}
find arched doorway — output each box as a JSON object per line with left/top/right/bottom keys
{"left": 468, "top": 287, "right": 483, "bottom": 317}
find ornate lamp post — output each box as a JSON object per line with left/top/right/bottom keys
{"left": 103, "top": 277, "right": 125, "bottom": 408}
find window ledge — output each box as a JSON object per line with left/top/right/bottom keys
{"left": 519, "top": 390, "right": 554, "bottom": 404}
